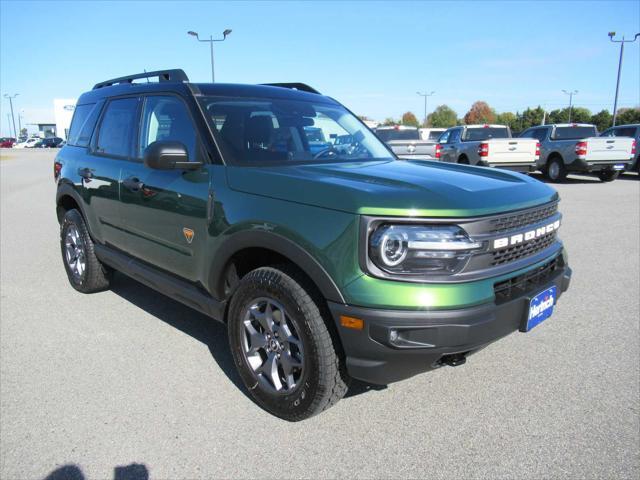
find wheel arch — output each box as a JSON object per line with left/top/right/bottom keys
{"left": 209, "top": 230, "right": 346, "bottom": 307}
{"left": 56, "top": 183, "right": 86, "bottom": 224}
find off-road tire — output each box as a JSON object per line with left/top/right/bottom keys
{"left": 60, "top": 209, "right": 111, "bottom": 293}
{"left": 227, "top": 266, "right": 349, "bottom": 421}
{"left": 598, "top": 170, "right": 619, "bottom": 182}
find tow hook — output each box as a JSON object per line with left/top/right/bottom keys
{"left": 441, "top": 353, "right": 467, "bottom": 367}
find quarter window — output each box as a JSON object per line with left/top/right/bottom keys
{"left": 68, "top": 103, "right": 101, "bottom": 147}
{"left": 96, "top": 98, "right": 139, "bottom": 157}
{"left": 139, "top": 96, "right": 197, "bottom": 160}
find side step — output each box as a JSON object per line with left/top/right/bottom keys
{"left": 95, "top": 244, "right": 225, "bottom": 322}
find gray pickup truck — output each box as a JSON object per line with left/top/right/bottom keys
{"left": 519, "top": 123, "right": 635, "bottom": 182}
{"left": 437, "top": 124, "right": 538, "bottom": 171}
{"left": 375, "top": 125, "right": 438, "bottom": 160}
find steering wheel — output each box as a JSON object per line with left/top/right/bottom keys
{"left": 313, "top": 146, "right": 340, "bottom": 159}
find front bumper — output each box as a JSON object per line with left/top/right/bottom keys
{"left": 329, "top": 260, "right": 572, "bottom": 385}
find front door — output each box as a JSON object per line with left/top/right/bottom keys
{"left": 118, "top": 94, "right": 211, "bottom": 282}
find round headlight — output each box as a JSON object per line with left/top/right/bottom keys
{"left": 379, "top": 230, "right": 408, "bottom": 266}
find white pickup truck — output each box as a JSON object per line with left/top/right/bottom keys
{"left": 519, "top": 123, "right": 636, "bottom": 182}
{"left": 438, "top": 124, "right": 539, "bottom": 172}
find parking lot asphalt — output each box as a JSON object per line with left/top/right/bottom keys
{"left": 1, "top": 149, "right": 638, "bottom": 480}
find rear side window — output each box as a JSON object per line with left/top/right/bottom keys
{"left": 375, "top": 129, "right": 420, "bottom": 141}
{"left": 96, "top": 97, "right": 139, "bottom": 157}
{"left": 67, "top": 103, "right": 101, "bottom": 147}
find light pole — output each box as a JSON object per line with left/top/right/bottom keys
{"left": 416, "top": 91, "right": 435, "bottom": 126}
{"left": 608, "top": 32, "right": 640, "bottom": 126}
{"left": 562, "top": 89, "right": 578, "bottom": 122}
{"left": 4, "top": 93, "right": 18, "bottom": 139}
{"left": 187, "top": 29, "right": 232, "bottom": 82}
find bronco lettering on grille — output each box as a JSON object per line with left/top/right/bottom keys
{"left": 493, "top": 219, "right": 561, "bottom": 249}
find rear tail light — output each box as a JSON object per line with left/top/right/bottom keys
{"left": 478, "top": 142, "right": 489, "bottom": 157}
{"left": 54, "top": 161, "right": 62, "bottom": 181}
{"left": 575, "top": 141, "right": 588, "bottom": 156}
{"left": 632, "top": 140, "right": 636, "bottom": 156}
{"left": 535, "top": 142, "right": 541, "bottom": 157}
{"left": 435, "top": 143, "right": 441, "bottom": 159}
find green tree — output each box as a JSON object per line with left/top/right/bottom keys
{"left": 616, "top": 107, "right": 640, "bottom": 125}
{"left": 519, "top": 106, "right": 546, "bottom": 130}
{"left": 590, "top": 110, "right": 613, "bottom": 132}
{"left": 549, "top": 107, "right": 591, "bottom": 124}
{"left": 496, "top": 112, "right": 517, "bottom": 128}
{"left": 464, "top": 101, "right": 496, "bottom": 125}
{"left": 426, "top": 105, "right": 458, "bottom": 128}
{"left": 401, "top": 111, "right": 420, "bottom": 127}
{"left": 382, "top": 117, "right": 397, "bottom": 126}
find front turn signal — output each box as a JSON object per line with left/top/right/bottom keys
{"left": 340, "top": 315, "right": 364, "bottom": 330}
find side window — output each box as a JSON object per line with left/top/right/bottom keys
{"left": 448, "top": 128, "right": 461, "bottom": 143}
{"left": 439, "top": 131, "right": 450, "bottom": 143}
{"left": 533, "top": 129, "right": 548, "bottom": 142}
{"left": 68, "top": 103, "right": 101, "bottom": 147}
{"left": 139, "top": 96, "right": 197, "bottom": 161}
{"left": 520, "top": 129, "right": 534, "bottom": 138}
{"left": 96, "top": 98, "right": 139, "bottom": 157}
{"left": 601, "top": 128, "right": 614, "bottom": 137}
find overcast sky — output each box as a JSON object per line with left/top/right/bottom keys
{"left": 1, "top": 0, "right": 639, "bottom": 136}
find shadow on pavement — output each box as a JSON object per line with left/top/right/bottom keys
{"left": 109, "top": 272, "right": 381, "bottom": 401}
{"left": 529, "top": 173, "right": 602, "bottom": 184}
{"left": 44, "top": 463, "right": 148, "bottom": 480}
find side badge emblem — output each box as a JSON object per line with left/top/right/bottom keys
{"left": 183, "top": 228, "right": 195, "bottom": 244}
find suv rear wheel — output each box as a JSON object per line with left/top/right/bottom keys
{"left": 60, "top": 209, "right": 111, "bottom": 293}
{"left": 227, "top": 266, "right": 349, "bottom": 421}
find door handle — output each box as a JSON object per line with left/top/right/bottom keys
{"left": 122, "top": 176, "right": 144, "bottom": 192}
{"left": 78, "top": 167, "right": 93, "bottom": 179}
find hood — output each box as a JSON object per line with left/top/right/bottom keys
{"left": 226, "top": 160, "right": 558, "bottom": 217}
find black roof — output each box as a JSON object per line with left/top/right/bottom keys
{"left": 78, "top": 69, "right": 336, "bottom": 106}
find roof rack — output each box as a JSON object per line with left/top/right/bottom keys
{"left": 260, "top": 83, "right": 320, "bottom": 95}
{"left": 93, "top": 69, "right": 189, "bottom": 90}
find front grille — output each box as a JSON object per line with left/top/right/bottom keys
{"left": 494, "top": 256, "right": 562, "bottom": 304}
{"left": 491, "top": 231, "right": 557, "bottom": 266}
{"left": 489, "top": 202, "right": 558, "bottom": 234}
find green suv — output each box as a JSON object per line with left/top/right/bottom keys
{"left": 55, "top": 69, "right": 572, "bottom": 421}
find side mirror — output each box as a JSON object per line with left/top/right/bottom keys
{"left": 143, "top": 141, "right": 202, "bottom": 170}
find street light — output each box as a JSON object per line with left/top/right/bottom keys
{"left": 561, "top": 89, "right": 578, "bottom": 123}
{"left": 3, "top": 93, "right": 18, "bottom": 139}
{"left": 608, "top": 31, "right": 640, "bottom": 126}
{"left": 416, "top": 91, "right": 435, "bottom": 127}
{"left": 187, "top": 29, "right": 232, "bottom": 82}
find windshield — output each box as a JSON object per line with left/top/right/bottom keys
{"left": 463, "top": 127, "right": 510, "bottom": 141}
{"left": 375, "top": 129, "right": 420, "bottom": 142}
{"left": 554, "top": 126, "right": 597, "bottom": 140}
{"left": 198, "top": 96, "right": 393, "bottom": 165}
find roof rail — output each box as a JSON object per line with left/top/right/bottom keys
{"left": 93, "top": 69, "right": 189, "bottom": 90}
{"left": 261, "top": 83, "right": 321, "bottom": 95}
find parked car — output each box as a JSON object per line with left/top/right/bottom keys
{"left": 54, "top": 69, "right": 571, "bottom": 421}
{"left": 14, "top": 137, "right": 41, "bottom": 148}
{"left": 0, "top": 137, "right": 16, "bottom": 148}
{"left": 39, "top": 137, "right": 64, "bottom": 148}
{"left": 438, "top": 124, "right": 539, "bottom": 171}
{"left": 419, "top": 128, "right": 446, "bottom": 141}
{"left": 519, "top": 123, "right": 635, "bottom": 182}
{"left": 600, "top": 123, "right": 639, "bottom": 173}
{"left": 375, "top": 125, "right": 439, "bottom": 160}
{"left": 303, "top": 126, "right": 332, "bottom": 155}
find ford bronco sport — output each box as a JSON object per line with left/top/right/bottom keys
{"left": 55, "top": 69, "right": 572, "bottom": 421}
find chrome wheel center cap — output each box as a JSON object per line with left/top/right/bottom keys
{"left": 268, "top": 339, "right": 280, "bottom": 351}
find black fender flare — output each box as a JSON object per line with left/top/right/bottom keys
{"left": 55, "top": 182, "right": 87, "bottom": 221}
{"left": 209, "top": 230, "right": 345, "bottom": 304}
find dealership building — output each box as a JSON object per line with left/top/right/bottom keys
{"left": 53, "top": 98, "right": 77, "bottom": 140}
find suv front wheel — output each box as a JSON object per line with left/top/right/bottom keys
{"left": 227, "top": 266, "right": 349, "bottom": 421}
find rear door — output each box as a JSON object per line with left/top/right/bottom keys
{"left": 118, "top": 93, "right": 210, "bottom": 282}
{"left": 75, "top": 98, "right": 137, "bottom": 248}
